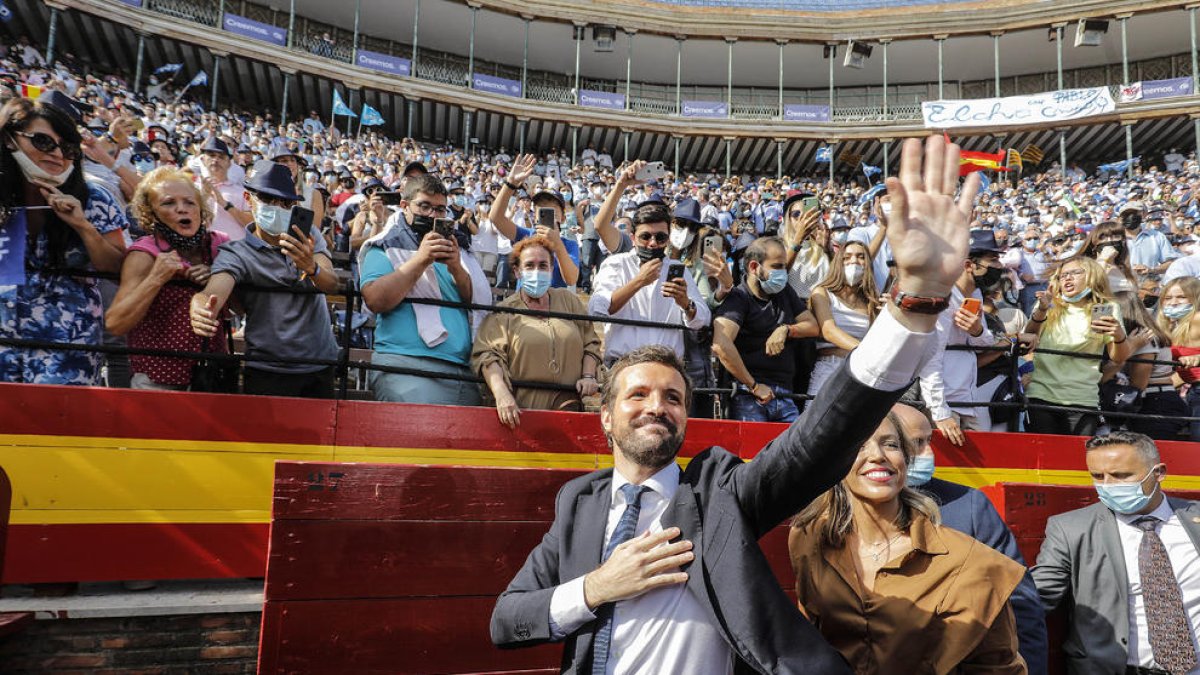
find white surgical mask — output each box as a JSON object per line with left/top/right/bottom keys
{"left": 12, "top": 148, "right": 74, "bottom": 187}
{"left": 669, "top": 226, "right": 695, "bottom": 250}
{"left": 844, "top": 263, "right": 865, "bottom": 285}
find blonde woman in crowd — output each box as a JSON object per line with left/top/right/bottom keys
{"left": 1160, "top": 277, "right": 1200, "bottom": 440}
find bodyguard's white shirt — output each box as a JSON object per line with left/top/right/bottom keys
{"left": 588, "top": 251, "right": 711, "bottom": 362}
{"left": 549, "top": 307, "right": 936, "bottom": 673}
{"left": 1115, "top": 499, "right": 1200, "bottom": 672}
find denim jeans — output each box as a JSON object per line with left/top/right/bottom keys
{"left": 730, "top": 385, "right": 799, "bottom": 423}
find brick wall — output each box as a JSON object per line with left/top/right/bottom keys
{"left": 0, "top": 612, "right": 260, "bottom": 674}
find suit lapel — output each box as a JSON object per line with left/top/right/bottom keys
{"left": 1094, "top": 505, "right": 1130, "bottom": 616}
{"left": 660, "top": 479, "right": 714, "bottom": 618}
{"left": 563, "top": 475, "right": 612, "bottom": 581}
{"left": 1170, "top": 498, "right": 1200, "bottom": 552}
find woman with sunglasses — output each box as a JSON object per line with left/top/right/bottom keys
{"left": 789, "top": 411, "right": 1027, "bottom": 672}
{"left": 1076, "top": 221, "right": 1137, "bottom": 296}
{"left": 106, "top": 168, "right": 228, "bottom": 390}
{"left": 0, "top": 97, "right": 127, "bottom": 386}
{"left": 1023, "top": 257, "right": 1131, "bottom": 435}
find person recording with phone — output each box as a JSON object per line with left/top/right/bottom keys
{"left": 487, "top": 154, "right": 579, "bottom": 288}
{"left": 188, "top": 160, "right": 339, "bottom": 399}
{"left": 588, "top": 201, "right": 711, "bottom": 366}
{"left": 357, "top": 174, "right": 491, "bottom": 406}
{"left": 1023, "top": 256, "right": 1131, "bottom": 436}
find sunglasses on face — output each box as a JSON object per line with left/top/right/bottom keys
{"left": 13, "top": 130, "right": 80, "bottom": 161}
{"left": 636, "top": 232, "right": 669, "bottom": 244}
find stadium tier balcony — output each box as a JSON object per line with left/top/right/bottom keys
{"left": 11, "top": 0, "right": 1200, "bottom": 174}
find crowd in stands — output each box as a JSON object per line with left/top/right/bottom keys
{"left": 8, "top": 29, "right": 1200, "bottom": 675}
{"left": 6, "top": 36, "right": 1200, "bottom": 444}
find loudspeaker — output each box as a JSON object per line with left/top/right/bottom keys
{"left": 1073, "top": 19, "right": 1109, "bottom": 47}
{"left": 593, "top": 25, "right": 616, "bottom": 53}
{"left": 843, "top": 41, "right": 873, "bottom": 69}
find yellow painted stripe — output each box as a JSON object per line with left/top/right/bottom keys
{"left": 7, "top": 432, "right": 1198, "bottom": 526}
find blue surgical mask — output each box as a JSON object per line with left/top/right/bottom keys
{"left": 519, "top": 269, "right": 551, "bottom": 298}
{"left": 453, "top": 195, "right": 467, "bottom": 207}
{"left": 906, "top": 455, "right": 935, "bottom": 487}
{"left": 758, "top": 268, "right": 788, "bottom": 295}
{"left": 134, "top": 158, "right": 157, "bottom": 174}
{"left": 254, "top": 202, "right": 293, "bottom": 237}
{"left": 560, "top": 191, "right": 573, "bottom": 203}
{"left": 1061, "top": 287, "right": 1092, "bottom": 304}
{"left": 1095, "top": 467, "right": 1159, "bottom": 515}
{"left": 1164, "top": 303, "right": 1194, "bottom": 320}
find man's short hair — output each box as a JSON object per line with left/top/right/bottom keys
{"left": 1085, "top": 430, "right": 1161, "bottom": 466}
{"left": 601, "top": 345, "right": 693, "bottom": 411}
{"left": 402, "top": 174, "right": 447, "bottom": 201}
{"left": 632, "top": 204, "right": 670, "bottom": 233}
{"left": 744, "top": 236, "right": 786, "bottom": 267}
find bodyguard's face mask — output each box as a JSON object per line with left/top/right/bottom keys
{"left": 254, "top": 202, "right": 293, "bottom": 237}
{"left": 1095, "top": 467, "right": 1159, "bottom": 515}
{"left": 906, "top": 455, "right": 935, "bottom": 487}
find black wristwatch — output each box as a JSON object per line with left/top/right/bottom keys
{"left": 504, "top": 180, "right": 520, "bottom": 191}
{"left": 223, "top": 201, "right": 234, "bottom": 211}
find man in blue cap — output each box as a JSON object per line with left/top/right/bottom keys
{"left": 196, "top": 135, "right": 252, "bottom": 241}
{"left": 488, "top": 154, "right": 580, "bottom": 288}
{"left": 917, "top": 229, "right": 1002, "bottom": 446}
{"left": 189, "top": 161, "right": 339, "bottom": 399}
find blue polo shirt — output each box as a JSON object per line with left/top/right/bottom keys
{"left": 1128, "top": 228, "right": 1179, "bottom": 269}
{"left": 359, "top": 247, "right": 472, "bottom": 366}
{"left": 513, "top": 225, "right": 580, "bottom": 288}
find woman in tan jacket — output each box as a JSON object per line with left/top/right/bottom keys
{"left": 789, "top": 411, "right": 1029, "bottom": 674}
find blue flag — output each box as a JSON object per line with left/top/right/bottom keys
{"left": 0, "top": 208, "right": 27, "bottom": 286}
{"left": 1098, "top": 157, "right": 1139, "bottom": 173}
{"left": 154, "top": 63, "right": 183, "bottom": 76}
{"left": 187, "top": 71, "right": 208, "bottom": 88}
{"left": 861, "top": 162, "right": 881, "bottom": 178}
{"left": 360, "top": 104, "right": 385, "bottom": 127}
{"left": 0, "top": 2, "right": 13, "bottom": 23}
{"left": 858, "top": 183, "right": 887, "bottom": 206}
{"left": 332, "top": 90, "right": 357, "bottom": 117}
{"left": 814, "top": 146, "right": 833, "bottom": 163}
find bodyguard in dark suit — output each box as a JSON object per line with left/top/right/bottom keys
{"left": 491, "top": 136, "right": 985, "bottom": 674}
{"left": 892, "top": 402, "right": 1049, "bottom": 675}
{"left": 1033, "top": 431, "right": 1200, "bottom": 675}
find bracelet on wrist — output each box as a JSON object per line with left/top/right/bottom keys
{"left": 504, "top": 181, "right": 520, "bottom": 191}
{"left": 1114, "top": 335, "right": 1127, "bottom": 344}
{"left": 582, "top": 374, "right": 596, "bottom": 380}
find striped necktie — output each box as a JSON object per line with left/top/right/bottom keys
{"left": 1135, "top": 516, "right": 1198, "bottom": 674}
{"left": 591, "top": 483, "right": 651, "bottom": 675}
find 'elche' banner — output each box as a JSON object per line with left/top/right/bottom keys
{"left": 472, "top": 74, "right": 522, "bottom": 98}
{"left": 223, "top": 13, "right": 287, "bottom": 47}
{"left": 921, "top": 87, "right": 1115, "bottom": 130}
{"left": 355, "top": 50, "right": 411, "bottom": 77}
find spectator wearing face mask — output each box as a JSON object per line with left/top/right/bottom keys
{"left": 187, "top": 161, "right": 338, "bottom": 397}
{"left": 588, "top": 202, "right": 710, "bottom": 365}
{"left": 472, "top": 236, "right": 602, "bottom": 428}
{"left": 193, "top": 136, "right": 253, "bottom": 241}
{"left": 1122, "top": 202, "right": 1179, "bottom": 277}
{"left": 1077, "top": 220, "right": 1138, "bottom": 296}
{"left": 848, "top": 195, "right": 893, "bottom": 289}
{"left": 357, "top": 174, "right": 491, "bottom": 405}
{"left": 807, "top": 239, "right": 881, "bottom": 398}
{"left": 488, "top": 154, "right": 580, "bottom": 288}
{"left": 712, "top": 235, "right": 816, "bottom": 423}
{"left": 1016, "top": 228, "right": 1053, "bottom": 316}
{"left": 918, "top": 230, "right": 1003, "bottom": 446}
{"left": 1158, "top": 277, "right": 1200, "bottom": 441}
{"left": 780, "top": 192, "right": 830, "bottom": 302}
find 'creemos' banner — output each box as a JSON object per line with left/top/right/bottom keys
{"left": 921, "top": 87, "right": 1115, "bottom": 130}
{"left": 1120, "top": 77, "right": 1194, "bottom": 103}
{"left": 355, "top": 50, "right": 411, "bottom": 77}
{"left": 472, "top": 74, "right": 522, "bottom": 98}
{"left": 578, "top": 90, "right": 625, "bottom": 110}
{"left": 681, "top": 100, "right": 727, "bottom": 119}
{"left": 223, "top": 13, "right": 287, "bottom": 47}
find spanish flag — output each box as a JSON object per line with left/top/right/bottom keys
{"left": 17, "top": 83, "right": 42, "bottom": 99}
{"left": 959, "top": 150, "right": 1010, "bottom": 176}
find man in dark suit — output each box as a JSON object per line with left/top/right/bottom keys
{"left": 1033, "top": 431, "right": 1200, "bottom": 675}
{"left": 892, "top": 402, "right": 1048, "bottom": 674}
{"left": 491, "top": 136, "right": 983, "bottom": 674}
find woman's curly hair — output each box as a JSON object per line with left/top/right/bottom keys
{"left": 129, "top": 167, "right": 213, "bottom": 239}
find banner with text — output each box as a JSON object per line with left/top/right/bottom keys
{"left": 223, "top": 13, "right": 287, "bottom": 47}
{"left": 0, "top": 208, "right": 27, "bottom": 287}
{"left": 472, "top": 73, "right": 522, "bottom": 98}
{"left": 682, "top": 100, "right": 727, "bottom": 118}
{"left": 578, "top": 89, "right": 625, "bottom": 110}
{"left": 784, "top": 104, "right": 831, "bottom": 122}
{"left": 117, "top": 0, "right": 143, "bottom": 7}
{"left": 1120, "top": 77, "right": 1194, "bottom": 103}
{"left": 355, "top": 50, "right": 411, "bottom": 77}
{"left": 921, "top": 87, "right": 1115, "bottom": 130}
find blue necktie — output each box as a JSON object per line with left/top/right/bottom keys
{"left": 591, "top": 483, "right": 650, "bottom": 675}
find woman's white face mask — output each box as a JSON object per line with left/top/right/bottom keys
{"left": 669, "top": 226, "right": 695, "bottom": 250}
{"left": 11, "top": 148, "right": 74, "bottom": 187}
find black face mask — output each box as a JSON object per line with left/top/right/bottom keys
{"left": 636, "top": 246, "right": 666, "bottom": 263}
{"left": 1121, "top": 213, "right": 1142, "bottom": 230}
{"left": 1143, "top": 294, "right": 1160, "bottom": 309}
{"left": 159, "top": 223, "right": 207, "bottom": 252}
{"left": 973, "top": 265, "right": 1004, "bottom": 290}
{"left": 409, "top": 213, "right": 435, "bottom": 241}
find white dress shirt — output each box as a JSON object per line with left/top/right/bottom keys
{"left": 548, "top": 306, "right": 936, "bottom": 673}
{"left": 919, "top": 286, "right": 994, "bottom": 422}
{"left": 588, "top": 251, "right": 711, "bottom": 362}
{"left": 1115, "top": 498, "right": 1200, "bottom": 673}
